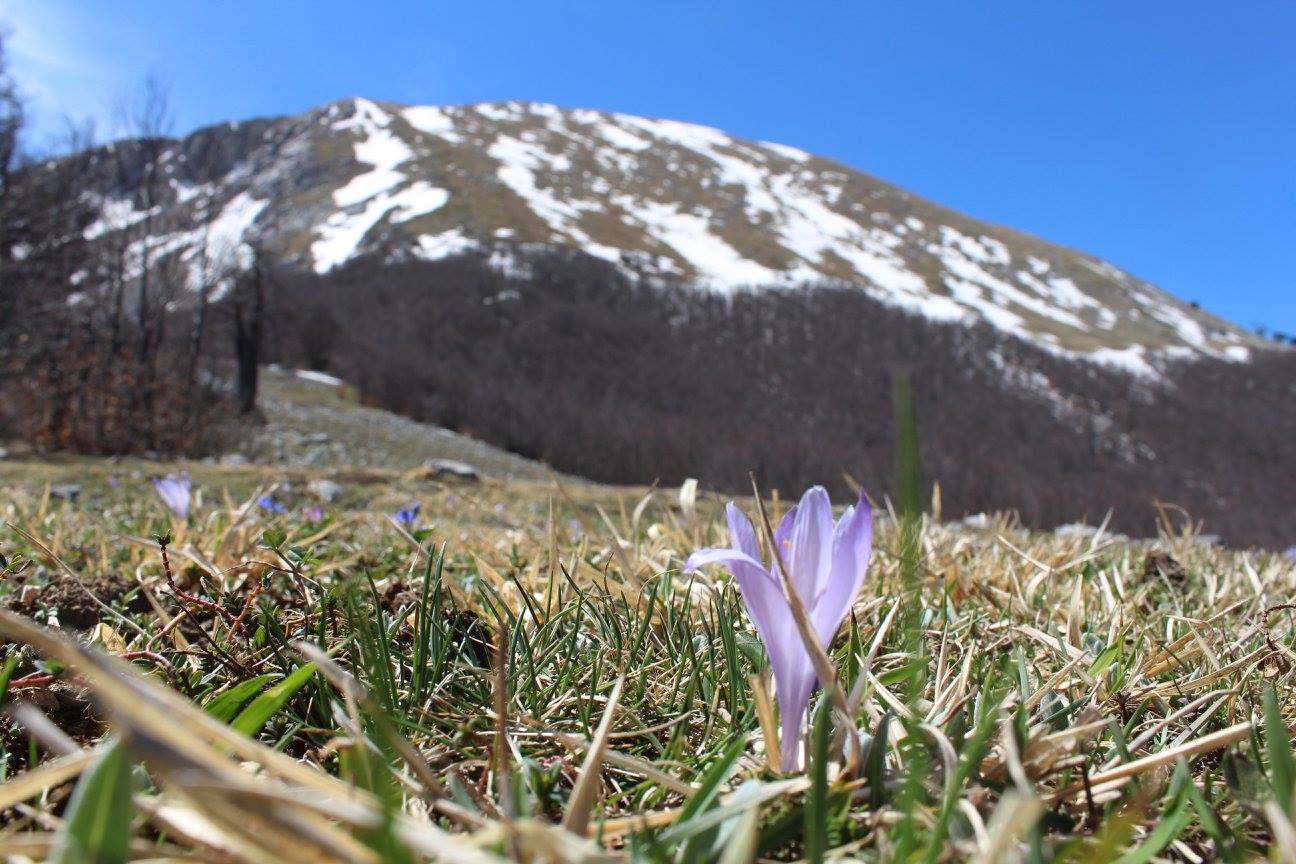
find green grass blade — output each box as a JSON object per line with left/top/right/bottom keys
{"left": 53, "top": 740, "right": 134, "bottom": 864}
{"left": 1264, "top": 684, "right": 1294, "bottom": 814}
{"left": 203, "top": 673, "right": 279, "bottom": 723}
{"left": 0, "top": 652, "right": 20, "bottom": 708}
{"left": 1111, "top": 799, "right": 1191, "bottom": 864}
{"left": 805, "top": 693, "right": 832, "bottom": 864}
{"left": 231, "top": 663, "right": 317, "bottom": 736}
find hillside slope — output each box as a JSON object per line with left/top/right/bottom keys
{"left": 75, "top": 97, "right": 1257, "bottom": 374}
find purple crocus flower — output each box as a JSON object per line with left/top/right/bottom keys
{"left": 152, "top": 472, "right": 191, "bottom": 520}
{"left": 686, "top": 486, "right": 872, "bottom": 771}
{"left": 395, "top": 503, "right": 421, "bottom": 528}
{"left": 303, "top": 505, "right": 324, "bottom": 524}
{"left": 258, "top": 496, "right": 286, "bottom": 515}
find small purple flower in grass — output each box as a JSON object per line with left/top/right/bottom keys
{"left": 152, "top": 472, "right": 191, "bottom": 520}
{"left": 303, "top": 506, "right": 324, "bottom": 524}
{"left": 395, "top": 503, "right": 421, "bottom": 528}
{"left": 1285, "top": 546, "right": 1296, "bottom": 562}
{"left": 686, "top": 485, "right": 873, "bottom": 771}
{"left": 258, "top": 496, "right": 286, "bottom": 515}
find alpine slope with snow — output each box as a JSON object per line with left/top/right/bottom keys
{"left": 78, "top": 97, "right": 1258, "bottom": 376}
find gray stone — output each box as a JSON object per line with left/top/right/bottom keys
{"left": 50, "top": 484, "right": 81, "bottom": 501}
{"left": 307, "top": 479, "right": 344, "bottom": 502}
{"left": 425, "top": 458, "right": 479, "bottom": 481}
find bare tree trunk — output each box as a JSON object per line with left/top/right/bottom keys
{"left": 233, "top": 250, "right": 266, "bottom": 414}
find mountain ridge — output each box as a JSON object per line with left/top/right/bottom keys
{"left": 72, "top": 96, "right": 1261, "bottom": 378}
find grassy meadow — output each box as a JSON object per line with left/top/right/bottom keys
{"left": 0, "top": 456, "right": 1294, "bottom": 862}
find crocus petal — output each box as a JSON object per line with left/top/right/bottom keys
{"left": 153, "top": 476, "right": 190, "bottom": 520}
{"left": 776, "top": 654, "right": 817, "bottom": 771}
{"left": 725, "top": 501, "right": 763, "bottom": 563}
{"left": 683, "top": 546, "right": 770, "bottom": 576}
{"left": 786, "top": 486, "right": 834, "bottom": 608}
{"left": 813, "top": 493, "right": 874, "bottom": 645}
{"left": 772, "top": 505, "right": 798, "bottom": 567}
{"left": 720, "top": 504, "right": 801, "bottom": 688}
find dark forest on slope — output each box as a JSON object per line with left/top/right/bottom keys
{"left": 261, "top": 249, "right": 1296, "bottom": 548}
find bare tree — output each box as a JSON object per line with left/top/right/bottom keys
{"left": 231, "top": 244, "right": 268, "bottom": 414}
{"left": 0, "top": 32, "right": 25, "bottom": 324}
{"left": 0, "top": 50, "right": 232, "bottom": 455}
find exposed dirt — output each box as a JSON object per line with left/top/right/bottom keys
{"left": 5, "top": 570, "right": 148, "bottom": 631}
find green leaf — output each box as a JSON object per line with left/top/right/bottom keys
{"left": 0, "top": 652, "right": 20, "bottom": 708}
{"left": 805, "top": 693, "right": 832, "bottom": 864}
{"left": 1111, "top": 799, "right": 1191, "bottom": 864}
{"left": 54, "top": 740, "right": 134, "bottom": 864}
{"left": 1265, "top": 685, "right": 1294, "bottom": 814}
{"left": 658, "top": 733, "right": 749, "bottom": 850}
{"left": 231, "top": 663, "right": 316, "bottom": 736}
{"left": 1088, "top": 643, "right": 1121, "bottom": 677}
{"left": 868, "top": 712, "right": 894, "bottom": 811}
{"left": 203, "top": 674, "right": 279, "bottom": 723}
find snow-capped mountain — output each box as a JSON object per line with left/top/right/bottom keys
{"left": 81, "top": 97, "right": 1256, "bottom": 376}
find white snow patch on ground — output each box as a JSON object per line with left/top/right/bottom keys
{"left": 614, "top": 197, "right": 780, "bottom": 288}
{"left": 386, "top": 183, "right": 452, "bottom": 224}
{"left": 1145, "top": 302, "right": 1207, "bottom": 347}
{"left": 760, "top": 141, "right": 811, "bottom": 162}
{"left": 617, "top": 115, "right": 782, "bottom": 219}
{"left": 945, "top": 278, "right": 1029, "bottom": 334}
{"left": 1089, "top": 346, "right": 1158, "bottom": 378}
{"left": 415, "top": 228, "right": 478, "bottom": 260}
{"left": 312, "top": 181, "right": 450, "bottom": 273}
{"left": 84, "top": 198, "right": 157, "bottom": 240}
{"left": 489, "top": 135, "right": 620, "bottom": 261}
{"left": 402, "top": 105, "right": 460, "bottom": 142}
{"left": 312, "top": 99, "right": 451, "bottom": 271}
{"left": 172, "top": 181, "right": 215, "bottom": 205}
{"left": 986, "top": 349, "right": 1080, "bottom": 418}
{"left": 487, "top": 248, "right": 533, "bottom": 280}
{"left": 930, "top": 237, "right": 1088, "bottom": 332}
{"left": 939, "top": 226, "right": 1010, "bottom": 265}
{"left": 1224, "top": 345, "right": 1251, "bottom": 362}
{"left": 204, "top": 192, "right": 268, "bottom": 266}
{"left": 619, "top": 115, "right": 735, "bottom": 152}
{"left": 597, "top": 121, "right": 652, "bottom": 152}
{"left": 332, "top": 130, "right": 412, "bottom": 207}
{"left": 1015, "top": 270, "right": 1103, "bottom": 313}
{"left": 1083, "top": 259, "right": 1134, "bottom": 284}
{"left": 569, "top": 109, "right": 602, "bottom": 125}
{"left": 476, "top": 103, "right": 518, "bottom": 122}
{"left": 295, "top": 369, "right": 344, "bottom": 386}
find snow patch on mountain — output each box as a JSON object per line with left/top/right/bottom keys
{"left": 312, "top": 99, "right": 450, "bottom": 272}
{"left": 71, "top": 96, "right": 1260, "bottom": 381}
{"left": 615, "top": 196, "right": 782, "bottom": 287}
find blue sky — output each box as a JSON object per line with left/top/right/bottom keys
{"left": 3, "top": 0, "right": 1293, "bottom": 334}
